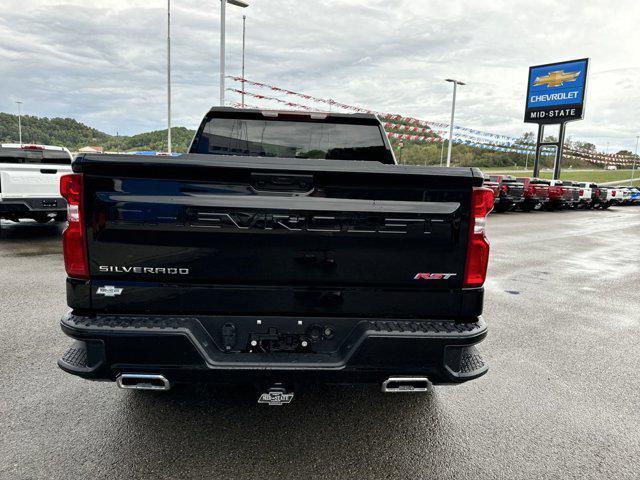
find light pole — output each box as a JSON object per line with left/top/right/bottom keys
{"left": 241, "top": 14, "right": 246, "bottom": 107}
{"left": 15, "top": 101, "right": 23, "bottom": 145}
{"left": 167, "top": 0, "right": 172, "bottom": 154}
{"left": 220, "top": 0, "right": 249, "bottom": 107}
{"left": 632, "top": 135, "right": 639, "bottom": 186}
{"left": 445, "top": 79, "right": 465, "bottom": 167}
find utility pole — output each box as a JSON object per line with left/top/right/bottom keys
{"left": 15, "top": 101, "right": 23, "bottom": 145}
{"left": 167, "top": 0, "right": 172, "bottom": 154}
{"left": 241, "top": 14, "right": 246, "bottom": 107}
{"left": 445, "top": 79, "right": 465, "bottom": 167}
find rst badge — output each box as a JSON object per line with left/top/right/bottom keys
{"left": 414, "top": 273, "right": 457, "bottom": 280}
{"left": 96, "top": 285, "right": 124, "bottom": 297}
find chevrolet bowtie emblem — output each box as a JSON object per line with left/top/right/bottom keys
{"left": 534, "top": 70, "right": 581, "bottom": 88}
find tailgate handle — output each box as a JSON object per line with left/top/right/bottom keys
{"left": 251, "top": 173, "right": 314, "bottom": 193}
{"left": 40, "top": 169, "right": 57, "bottom": 174}
{"left": 294, "top": 250, "right": 336, "bottom": 268}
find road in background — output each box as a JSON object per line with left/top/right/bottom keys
{"left": 1, "top": 208, "right": 639, "bottom": 479}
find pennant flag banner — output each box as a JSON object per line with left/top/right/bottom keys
{"left": 227, "top": 76, "right": 542, "bottom": 142}
{"left": 226, "top": 81, "right": 638, "bottom": 166}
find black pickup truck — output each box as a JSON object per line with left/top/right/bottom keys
{"left": 58, "top": 108, "right": 492, "bottom": 402}
{"left": 489, "top": 175, "right": 525, "bottom": 212}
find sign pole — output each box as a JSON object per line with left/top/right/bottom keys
{"left": 553, "top": 122, "right": 567, "bottom": 180}
{"left": 533, "top": 124, "right": 544, "bottom": 178}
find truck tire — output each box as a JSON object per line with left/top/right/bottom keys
{"left": 520, "top": 202, "right": 534, "bottom": 212}
{"left": 33, "top": 215, "right": 53, "bottom": 224}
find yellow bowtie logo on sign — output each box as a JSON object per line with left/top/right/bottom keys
{"left": 533, "top": 70, "right": 581, "bottom": 88}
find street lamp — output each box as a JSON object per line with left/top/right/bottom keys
{"left": 15, "top": 101, "right": 23, "bottom": 145}
{"left": 241, "top": 14, "right": 246, "bottom": 108}
{"left": 167, "top": 0, "right": 172, "bottom": 154}
{"left": 220, "top": 0, "right": 249, "bottom": 106}
{"left": 632, "top": 135, "right": 639, "bottom": 187}
{"left": 445, "top": 79, "right": 465, "bottom": 167}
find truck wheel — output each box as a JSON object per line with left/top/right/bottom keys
{"left": 33, "top": 215, "right": 53, "bottom": 224}
{"left": 520, "top": 202, "right": 533, "bottom": 212}
{"left": 494, "top": 204, "right": 508, "bottom": 213}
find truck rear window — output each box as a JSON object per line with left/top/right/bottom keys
{"left": 0, "top": 149, "right": 72, "bottom": 165}
{"left": 193, "top": 118, "right": 393, "bottom": 163}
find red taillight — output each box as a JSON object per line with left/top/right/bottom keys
{"left": 596, "top": 188, "right": 601, "bottom": 195}
{"left": 501, "top": 184, "right": 509, "bottom": 193}
{"left": 60, "top": 174, "right": 88, "bottom": 278}
{"left": 464, "top": 187, "right": 493, "bottom": 288}
{"left": 579, "top": 189, "right": 584, "bottom": 196}
{"left": 612, "top": 190, "right": 616, "bottom": 197}
{"left": 20, "top": 144, "right": 45, "bottom": 150}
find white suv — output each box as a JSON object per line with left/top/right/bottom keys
{"left": 0, "top": 144, "right": 73, "bottom": 223}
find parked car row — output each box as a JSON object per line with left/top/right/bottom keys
{"left": 484, "top": 175, "right": 640, "bottom": 212}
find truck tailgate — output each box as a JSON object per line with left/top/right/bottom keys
{"left": 74, "top": 154, "right": 483, "bottom": 318}
{"left": 1, "top": 164, "right": 70, "bottom": 199}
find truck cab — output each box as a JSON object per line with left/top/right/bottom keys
{"left": 0, "top": 144, "right": 72, "bottom": 223}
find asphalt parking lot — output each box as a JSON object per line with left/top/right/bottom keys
{"left": 1, "top": 207, "right": 639, "bottom": 480}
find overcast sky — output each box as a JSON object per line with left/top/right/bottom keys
{"left": 1, "top": 0, "right": 639, "bottom": 151}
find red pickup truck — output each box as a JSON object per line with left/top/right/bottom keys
{"left": 482, "top": 176, "right": 500, "bottom": 206}
{"left": 547, "top": 180, "right": 567, "bottom": 210}
{"left": 516, "top": 177, "right": 549, "bottom": 211}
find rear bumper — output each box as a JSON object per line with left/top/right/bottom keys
{"left": 523, "top": 196, "right": 547, "bottom": 203}
{"left": 58, "top": 312, "right": 488, "bottom": 386}
{"left": 0, "top": 197, "right": 66, "bottom": 213}
{"left": 495, "top": 195, "right": 524, "bottom": 205}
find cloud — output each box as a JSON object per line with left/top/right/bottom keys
{"left": 0, "top": 0, "right": 638, "bottom": 151}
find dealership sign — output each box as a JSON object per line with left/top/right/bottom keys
{"left": 524, "top": 58, "right": 589, "bottom": 124}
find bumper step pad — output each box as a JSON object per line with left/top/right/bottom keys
{"left": 61, "top": 341, "right": 88, "bottom": 369}
{"left": 58, "top": 339, "right": 105, "bottom": 375}
{"left": 444, "top": 345, "right": 488, "bottom": 379}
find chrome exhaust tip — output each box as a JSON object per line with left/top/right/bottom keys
{"left": 116, "top": 374, "right": 171, "bottom": 391}
{"left": 381, "top": 376, "right": 430, "bottom": 393}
